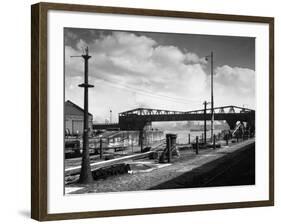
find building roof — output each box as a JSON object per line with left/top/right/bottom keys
{"left": 65, "top": 100, "right": 93, "bottom": 117}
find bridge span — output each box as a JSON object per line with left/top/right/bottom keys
{"left": 93, "top": 105, "right": 255, "bottom": 131}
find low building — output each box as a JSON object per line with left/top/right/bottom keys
{"left": 65, "top": 100, "right": 93, "bottom": 135}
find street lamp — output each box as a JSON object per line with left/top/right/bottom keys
{"left": 205, "top": 52, "right": 214, "bottom": 144}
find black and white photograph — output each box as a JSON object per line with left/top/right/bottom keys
{"left": 64, "top": 28, "right": 256, "bottom": 194}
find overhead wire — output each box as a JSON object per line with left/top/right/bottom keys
{"left": 98, "top": 78, "right": 202, "bottom": 106}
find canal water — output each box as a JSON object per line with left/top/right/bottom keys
{"left": 164, "top": 129, "right": 225, "bottom": 144}
{"left": 87, "top": 129, "right": 227, "bottom": 150}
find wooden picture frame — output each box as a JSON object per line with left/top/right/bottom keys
{"left": 31, "top": 2, "right": 274, "bottom": 221}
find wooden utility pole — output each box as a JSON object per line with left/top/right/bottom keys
{"left": 210, "top": 52, "right": 214, "bottom": 145}
{"left": 206, "top": 52, "right": 214, "bottom": 146}
{"left": 203, "top": 101, "right": 207, "bottom": 144}
{"left": 72, "top": 47, "right": 94, "bottom": 184}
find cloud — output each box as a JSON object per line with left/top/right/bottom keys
{"left": 64, "top": 30, "right": 255, "bottom": 122}
{"left": 214, "top": 65, "right": 255, "bottom": 96}
{"left": 76, "top": 39, "right": 88, "bottom": 51}
{"left": 184, "top": 52, "right": 207, "bottom": 64}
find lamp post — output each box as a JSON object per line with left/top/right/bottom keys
{"left": 71, "top": 47, "right": 94, "bottom": 184}
{"left": 206, "top": 52, "right": 214, "bottom": 144}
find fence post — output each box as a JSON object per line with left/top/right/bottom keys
{"left": 166, "top": 134, "right": 171, "bottom": 163}
{"left": 226, "top": 134, "right": 229, "bottom": 146}
{"left": 195, "top": 136, "right": 199, "bottom": 155}
{"left": 213, "top": 134, "right": 216, "bottom": 149}
{"left": 99, "top": 138, "right": 103, "bottom": 159}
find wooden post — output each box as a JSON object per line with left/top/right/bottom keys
{"left": 226, "top": 134, "right": 229, "bottom": 145}
{"left": 213, "top": 134, "right": 216, "bottom": 149}
{"left": 99, "top": 138, "right": 103, "bottom": 159}
{"left": 203, "top": 101, "right": 207, "bottom": 144}
{"left": 131, "top": 133, "right": 134, "bottom": 153}
{"left": 195, "top": 136, "right": 199, "bottom": 155}
{"left": 139, "top": 129, "right": 144, "bottom": 152}
{"left": 188, "top": 133, "right": 190, "bottom": 144}
{"left": 167, "top": 135, "right": 171, "bottom": 163}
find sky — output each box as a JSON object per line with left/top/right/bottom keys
{"left": 64, "top": 28, "right": 255, "bottom": 123}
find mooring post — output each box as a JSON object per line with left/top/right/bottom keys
{"left": 99, "top": 138, "right": 103, "bottom": 159}
{"left": 131, "top": 134, "right": 134, "bottom": 153}
{"left": 139, "top": 129, "right": 144, "bottom": 152}
{"left": 213, "top": 134, "right": 216, "bottom": 149}
{"left": 188, "top": 133, "right": 190, "bottom": 144}
{"left": 195, "top": 136, "right": 199, "bottom": 154}
{"left": 226, "top": 134, "right": 229, "bottom": 145}
{"left": 166, "top": 134, "right": 171, "bottom": 163}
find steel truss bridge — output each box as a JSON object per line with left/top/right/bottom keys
{"left": 93, "top": 105, "right": 255, "bottom": 131}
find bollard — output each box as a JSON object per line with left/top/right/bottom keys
{"left": 213, "top": 134, "right": 216, "bottom": 149}
{"left": 166, "top": 134, "right": 176, "bottom": 163}
{"left": 195, "top": 136, "right": 199, "bottom": 155}
{"left": 188, "top": 133, "right": 190, "bottom": 144}
{"left": 99, "top": 138, "right": 103, "bottom": 159}
{"left": 167, "top": 135, "right": 171, "bottom": 163}
{"left": 226, "top": 134, "right": 229, "bottom": 145}
{"left": 139, "top": 129, "right": 144, "bottom": 152}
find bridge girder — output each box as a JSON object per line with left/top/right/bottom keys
{"left": 119, "top": 111, "right": 255, "bottom": 130}
{"left": 119, "top": 105, "right": 254, "bottom": 117}
{"left": 92, "top": 106, "right": 255, "bottom": 131}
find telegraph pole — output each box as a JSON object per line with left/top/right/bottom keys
{"left": 210, "top": 51, "right": 214, "bottom": 144}
{"left": 203, "top": 101, "right": 207, "bottom": 144}
{"left": 206, "top": 52, "right": 214, "bottom": 144}
{"left": 71, "top": 47, "right": 94, "bottom": 184}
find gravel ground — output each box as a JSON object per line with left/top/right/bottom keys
{"left": 67, "top": 139, "right": 255, "bottom": 194}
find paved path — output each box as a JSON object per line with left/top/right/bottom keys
{"left": 65, "top": 140, "right": 165, "bottom": 176}
{"left": 66, "top": 138, "right": 255, "bottom": 194}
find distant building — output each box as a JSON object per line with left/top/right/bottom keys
{"left": 65, "top": 100, "right": 93, "bottom": 135}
